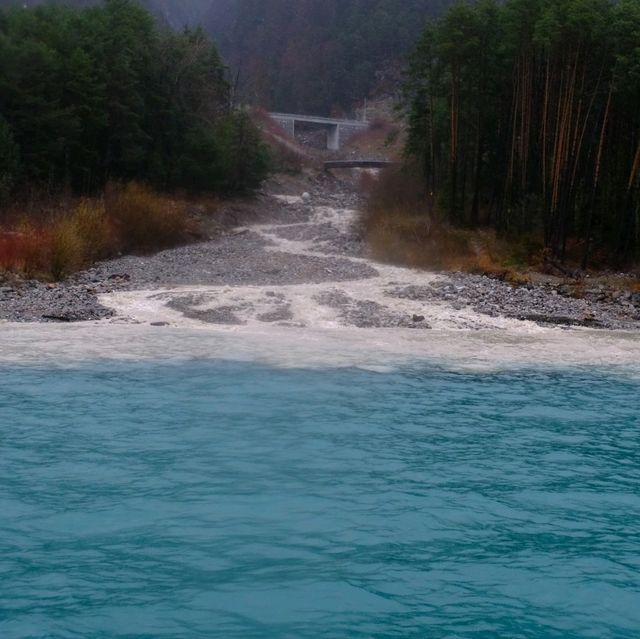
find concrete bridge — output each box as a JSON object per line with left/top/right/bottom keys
{"left": 269, "top": 112, "right": 369, "bottom": 150}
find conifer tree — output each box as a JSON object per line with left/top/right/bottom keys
{"left": 404, "top": 0, "right": 640, "bottom": 265}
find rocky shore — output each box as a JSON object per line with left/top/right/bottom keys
{"left": 1, "top": 173, "right": 639, "bottom": 330}
{"left": 389, "top": 274, "right": 640, "bottom": 330}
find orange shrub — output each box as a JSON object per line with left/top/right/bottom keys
{"left": 0, "top": 182, "right": 202, "bottom": 280}
{"left": 71, "top": 200, "right": 112, "bottom": 261}
{"left": 106, "top": 182, "right": 194, "bottom": 253}
{"left": 48, "top": 218, "right": 85, "bottom": 280}
{"left": 361, "top": 167, "right": 538, "bottom": 277}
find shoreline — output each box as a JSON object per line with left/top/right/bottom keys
{"left": 1, "top": 172, "right": 639, "bottom": 332}
{"left": 2, "top": 322, "right": 640, "bottom": 374}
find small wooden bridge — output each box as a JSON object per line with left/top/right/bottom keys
{"left": 323, "top": 160, "right": 395, "bottom": 170}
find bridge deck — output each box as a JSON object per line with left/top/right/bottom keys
{"left": 270, "top": 112, "right": 369, "bottom": 128}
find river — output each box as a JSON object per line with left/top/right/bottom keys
{"left": 1, "top": 183, "right": 639, "bottom": 638}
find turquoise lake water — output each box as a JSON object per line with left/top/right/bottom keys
{"left": 1, "top": 360, "right": 639, "bottom": 638}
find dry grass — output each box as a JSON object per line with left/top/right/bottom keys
{"left": 0, "top": 182, "right": 197, "bottom": 281}
{"left": 362, "top": 168, "right": 543, "bottom": 279}
{"left": 48, "top": 218, "right": 85, "bottom": 280}
{"left": 106, "top": 182, "right": 193, "bottom": 253}
{"left": 72, "top": 201, "right": 112, "bottom": 261}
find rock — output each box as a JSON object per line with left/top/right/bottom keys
{"left": 557, "top": 284, "right": 573, "bottom": 296}
{"left": 150, "top": 321, "right": 170, "bottom": 327}
{"left": 520, "top": 313, "right": 603, "bottom": 328}
{"left": 1, "top": 177, "right": 639, "bottom": 331}
{"left": 257, "top": 306, "right": 294, "bottom": 323}
{"left": 41, "top": 314, "right": 74, "bottom": 322}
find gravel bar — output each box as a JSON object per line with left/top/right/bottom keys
{"left": 1, "top": 174, "right": 639, "bottom": 329}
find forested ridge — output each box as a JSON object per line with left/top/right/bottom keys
{"left": 202, "top": 0, "right": 452, "bottom": 114}
{"left": 403, "top": 0, "right": 640, "bottom": 267}
{"left": 0, "top": 0, "right": 267, "bottom": 200}
{"left": 0, "top": 0, "right": 212, "bottom": 30}
{"left": 0, "top": 0, "right": 454, "bottom": 114}
{"left": 0, "top": 0, "right": 268, "bottom": 280}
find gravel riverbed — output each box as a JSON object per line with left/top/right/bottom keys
{"left": 1, "top": 175, "right": 639, "bottom": 330}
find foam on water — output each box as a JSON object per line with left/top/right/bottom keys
{"left": 96, "top": 202, "right": 621, "bottom": 331}
{"left": 2, "top": 194, "right": 640, "bottom": 638}
{"left": 1, "top": 196, "right": 639, "bottom": 372}
{"left": 271, "top": 193, "right": 306, "bottom": 206}
{"left": 1, "top": 322, "right": 639, "bottom": 375}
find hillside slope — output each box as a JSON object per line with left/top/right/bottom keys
{"left": 203, "top": 0, "right": 450, "bottom": 114}
{"left": 1, "top": 0, "right": 452, "bottom": 113}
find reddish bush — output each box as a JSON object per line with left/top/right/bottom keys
{"left": 0, "top": 226, "right": 53, "bottom": 277}
{"left": 0, "top": 182, "right": 198, "bottom": 281}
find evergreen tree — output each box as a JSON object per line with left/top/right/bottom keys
{"left": 0, "top": 0, "right": 268, "bottom": 199}
{"left": 0, "top": 114, "right": 18, "bottom": 205}
{"left": 404, "top": 0, "right": 640, "bottom": 265}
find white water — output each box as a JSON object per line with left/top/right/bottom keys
{"left": 1, "top": 195, "right": 639, "bottom": 371}
{"left": 102, "top": 202, "right": 542, "bottom": 332}
{"left": 2, "top": 321, "right": 640, "bottom": 373}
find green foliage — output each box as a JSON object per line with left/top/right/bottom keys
{"left": 216, "top": 111, "right": 270, "bottom": 193}
{"left": 173, "top": 112, "right": 269, "bottom": 194}
{"left": 0, "top": 0, "right": 268, "bottom": 201}
{"left": 0, "top": 0, "right": 456, "bottom": 115}
{"left": 0, "top": 115, "right": 18, "bottom": 204}
{"left": 404, "top": 0, "right": 640, "bottom": 266}
{"left": 175, "top": 126, "right": 222, "bottom": 193}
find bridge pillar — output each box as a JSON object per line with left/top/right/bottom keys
{"left": 327, "top": 124, "right": 340, "bottom": 151}
{"left": 269, "top": 113, "right": 369, "bottom": 150}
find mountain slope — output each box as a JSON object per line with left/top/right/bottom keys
{"left": 203, "top": 0, "right": 451, "bottom": 114}
{"left": 0, "top": 0, "right": 453, "bottom": 113}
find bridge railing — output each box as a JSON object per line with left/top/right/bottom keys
{"left": 269, "top": 112, "right": 369, "bottom": 127}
